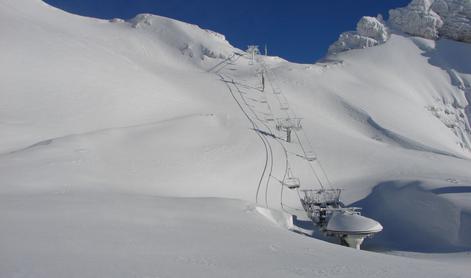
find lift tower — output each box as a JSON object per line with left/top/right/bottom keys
{"left": 276, "top": 118, "right": 302, "bottom": 143}
{"left": 300, "top": 189, "right": 383, "bottom": 249}
{"left": 246, "top": 45, "right": 260, "bottom": 65}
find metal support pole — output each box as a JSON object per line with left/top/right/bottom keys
{"left": 261, "top": 72, "right": 265, "bottom": 92}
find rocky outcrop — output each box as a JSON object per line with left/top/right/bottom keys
{"left": 328, "top": 16, "right": 389, "bottom": 54}
{"left": 389, "top": 0, "right": 471, "bottom": 43}
{"left": 329, "top": 0, "right": 471, "bottom": 55}
{"left": 389, "top": 0, "right": 443, "bottom": 40}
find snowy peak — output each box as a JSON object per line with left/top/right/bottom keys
{"left": 389, "top": 0, "right": 471, "bottom": 42}
{"left": 126, "top": 13, "right": 236, "bottom": 61}
{"left": 329, "top": 0, "right": 471, "bottom": 55}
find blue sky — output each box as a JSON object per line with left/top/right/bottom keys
{"left": 44, "top": 0, "right": 411, "bottom": 63}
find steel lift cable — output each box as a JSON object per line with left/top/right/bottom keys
{"left": 263, "top": 64, "right": 332, "bottom": 192}
{"left": 238, "top": 61, "right": 297, "bottom": 213}
{"left": 218, "top": 72, "right": 270, "bottom": 207}
{"left": 225, "top": 72, "right": 275, "bottom": 208}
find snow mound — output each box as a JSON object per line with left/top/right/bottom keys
{"left": 354, "top": 180, "right": 471, "bottom": 251}
{"left": 328, "top": 16, "right": 389, "bottom": 54}
{"left": 389, "top": 0, "right": 471, "bottom": 43}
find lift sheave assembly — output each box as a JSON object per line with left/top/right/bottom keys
{"left": 300, "top": 189, "right": 382, "bottom": 249}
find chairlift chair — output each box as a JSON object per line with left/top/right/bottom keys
{"left": 280, "top": 103, "right": 289, "bottom": 110}
{"left": 283, "top": 177, "right": 300, "bottom": 189}
{"left": 282, "top": 168, "right": 300, "bottom": 189}
{"left": 304, "top": 151, "right": 317, "bottom": 161}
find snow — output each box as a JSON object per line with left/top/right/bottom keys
{"left": 356, "top": 16, "right": 390, "bottom": 43}
{"left": 3, "top": 194, "right": 470, "bottom": 278}
{"left": 389, "top": 0, "right": 444, "bottom": 40}
{"left": 1, "top": 0, "right": 471, "bottom": 277}
{"left": 326, "top": 212, "right": 383, "bottom": 234}
{"left": 389, "top": 0, "right": 471, "bottom": 42}
{"left": 328, "top": 16, "right": 389, "bottom": 54}
{"left": 330, "top": 0, "right": 471, "bottom": 54}
{"left": 433, "top": 0, "right": 471, "bottom": 42}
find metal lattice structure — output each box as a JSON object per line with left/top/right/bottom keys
{"left": 300, "top": 189, "right": 341, "bottom": 207}
{"left": 299, "top": 189, "right": 343, "bottom": 226}
{"left": 246, "top": 45, "right": 260, "bottom": 65}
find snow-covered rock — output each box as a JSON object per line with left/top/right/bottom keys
{"left": 389, "top": 0, "right": 471, "bottom": 43}
{"left": 357, "top": 16, "right": 390, "bottom": 43}
{"left": 328, "top": 16, "right": 389, "bottom": 54}
{"left": 331, "top": 0, "right": 471, "bottom": 54}
{"left": 389, "top": 0, "right": 444, "bottom": 40}
{"left": 433, "top": 0, "right": 471, "bottom": 42}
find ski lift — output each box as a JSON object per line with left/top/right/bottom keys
{"left": 276, "top": 118, "right": 302, "bottom": 142}
{"left": 271, "top": 84, "right": 281, "bottom": 94}
{"left": 299, "top": 188, "right": 383, "bottom": 249}
{"left": 277, "top": 95, "right": 289, "bottom": 110}
{"left": 246, "top": 45, "right": 260, "bottom": 65}
{"left": 282, "top": 168, "right": 300, "bottom": 189}
{"left": 275, "top": 118, "right": 302, "bottom": 131}
{"left": 304, "top": 150, "right": 317, "bottom": 161}
{"left": 300, "top": 189, "right": 342, "bottom": 208}
{"left": 280, "top": 103, "right": 289, "bottom": 110}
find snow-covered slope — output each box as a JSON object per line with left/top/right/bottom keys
{"left": 1, "top": 0, "right": 471, "bottom": 277}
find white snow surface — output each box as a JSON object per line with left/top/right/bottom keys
{"left": 1, "top": 0, "right": 471, "bottom": 277}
